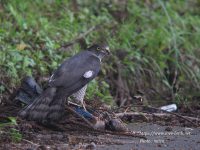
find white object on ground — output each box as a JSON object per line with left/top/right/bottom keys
{"left": 160, "top": 104, "right": 177, "bottom": 112}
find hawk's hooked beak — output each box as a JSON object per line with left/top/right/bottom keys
{"left": 104, "top": 46, "right": 110, "bottom": 55}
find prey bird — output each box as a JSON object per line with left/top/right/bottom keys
{"left": 19, "top": 44, "right": 110, "bottom": 123}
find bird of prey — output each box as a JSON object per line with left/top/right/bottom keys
{"left": 19, "top": 44, "right": 110, "bottom": 123}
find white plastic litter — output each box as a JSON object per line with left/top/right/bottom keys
{"left": 160, "top": 104, "right": 177, "bottom": 112}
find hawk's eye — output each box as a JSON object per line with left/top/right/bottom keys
{"left": 97, "top": 47, "right": 100, "bottom": 50}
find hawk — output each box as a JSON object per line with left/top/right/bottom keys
{"left": 19, "top": 44, "right": 110, "bottom": 123}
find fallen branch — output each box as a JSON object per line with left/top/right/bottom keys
{"left": 146, "top": 105, "right": 199, "bottom": 127}
{"left": 116, "top": 112, "right": 200, "bottom": 127}
{"left": 95, "top": 129, "right": 147, "bottom": 139}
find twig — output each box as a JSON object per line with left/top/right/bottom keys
{"left": 116, "top": 112, "right": 200, "bottom": 127}
{"left": 11, "top": 145, "right": 24, "bottom": 150}
{"left": 123, "top": 106, "right": 130, "bottom": 113}
{"left": 94, "top": 129, "right": 147, "bottom": 139}
{"left": 146, "top": 105, "right": 199, "bottom": 127}
{"left": 22, "top": 139, "right": 40, "bottom": 147}
{"left": 116, "top": 104, "right": 199, "bottom": 127}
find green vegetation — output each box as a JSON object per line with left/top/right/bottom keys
{"left": 9, "top": 128, "right": 22, "bottom": 142}
{"left": 0, "top": 117, "right": 17, "bottom": 128}
{"left": 0, "top": 117, "right": 22, "bottom": 142}
{"left": 1, "top": 0, "right": 200, "bottom": 105}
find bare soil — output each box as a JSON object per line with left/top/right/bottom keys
{"left": 0, "top": 104, "right": 200, "bottom": 150}
{"left": 0, "top": 121, "right": 199, "bottom": 150}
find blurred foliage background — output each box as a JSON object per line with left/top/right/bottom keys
{"left": 0, "top": 0, "right": 200, "bottom": 107}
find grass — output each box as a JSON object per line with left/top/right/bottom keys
{"left": 0, "top": 0, "right": 200, "bottom": 105}
{"left": 0, "top": 117, "right": 22, "bottom": 143}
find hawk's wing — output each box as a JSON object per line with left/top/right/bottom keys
{"left": 48, "top": 51, "right": 100, "bottom": 94}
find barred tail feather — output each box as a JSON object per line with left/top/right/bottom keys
{"left": 19, "top": 87, "right": 65, "bottom": 122}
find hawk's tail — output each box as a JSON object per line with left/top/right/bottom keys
{"left": 19, "top": 87, "right": 65, "bottom": 122}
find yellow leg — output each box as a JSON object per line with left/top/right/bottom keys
{"left": 81, "top": 100, "right": 87, "bottom": 111}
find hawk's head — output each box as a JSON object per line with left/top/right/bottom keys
{"left": 87, "top": 44, "right": 110, "bottom": 60}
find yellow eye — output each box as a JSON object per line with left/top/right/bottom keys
{"left": 97, "top": 47, "right": 100, "bottom": 50}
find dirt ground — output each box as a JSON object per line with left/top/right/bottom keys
{"left": 0, "top": 97, "right": 199, "bottom": 150}
{"left": 0, "top": 121, "right": 200, "bottom": 150}
{"left": 101, "top": 123, "right": 200, "bottom": 150}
